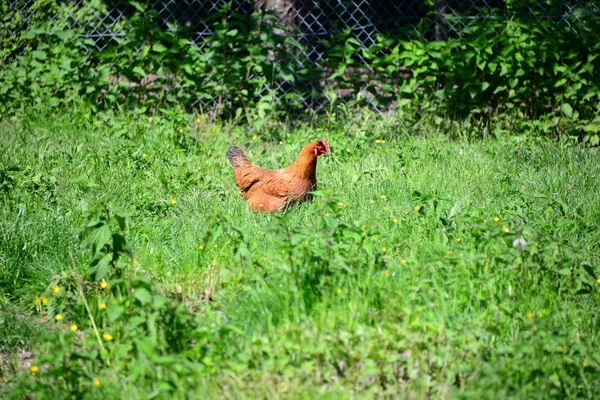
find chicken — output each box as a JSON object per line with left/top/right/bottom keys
{"left": 226, "top": 139, "right": 329, "bottom": 212}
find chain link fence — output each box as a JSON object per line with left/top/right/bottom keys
{"left": 4, "top": 0, "right": 600, "bottom": 111}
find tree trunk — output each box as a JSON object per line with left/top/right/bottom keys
{"left": 255, "top": 0, "right": 313, "bottom": 33}
{"left": 255, "top": 0, "right": 295, "bottom": 30}
{"left": 255, "top": 0, "right": 321, "bottom": 107}
{"left": 435, "top": 0, "right": 448, "bottom": 41}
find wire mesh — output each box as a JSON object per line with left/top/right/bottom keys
{"left": 4, "top": 0, "right": 599, "bottom": 112}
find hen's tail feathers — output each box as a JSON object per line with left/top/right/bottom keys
{"left": 226, "top": 146, "right": 251, "bottom": 167}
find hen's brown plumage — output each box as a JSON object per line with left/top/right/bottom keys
{"left": 226, "top": 140, "right": 329, "bottom": 212}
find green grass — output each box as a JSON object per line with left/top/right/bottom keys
{"left": 1, "top": 110, "right": 600, "bottom": 398}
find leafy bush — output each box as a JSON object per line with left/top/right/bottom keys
{"left": 1, "top": 1, "right": 599, "bottom": 145}
{"left": 337, "top": 11, "right": 600, "bottom": 143}
{"left": 0, "top": 0, "right": 61, "bottom": 61}
{"left": 0, "top": 25, "right": 104, "bottom": 115}
{"left": 0, "top": 1, "right": 312, "bottom": 122}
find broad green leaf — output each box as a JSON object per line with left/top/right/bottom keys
{"left": 134, "top": 287, "right": 152, "bottom": 304}
{"left": 152, "top": 43, "right": 167, "bottom": 53}
{"left": 32, "top": 51, "right": 47, "bottom": 60}
{"left": 515, "top": 52, "right": 524, "bottom": 62}
{"left": 554, "top": 78, "right": 567, "bottom": 87}
{"left": 22, "top": 30, "right": 37, "bottom": 40}
{"left": 132, "top": 66, "right": 146, "bottom": 77}
{"left": 91, "top": 253, "right": 112, "bottom": 281}
{"left": 557, "top": 268, "right": 571, "bottom": 276}
{"left": 54, "top": 31, "right": 74, "bottom": 41}
{"left": 140, "top": 46, "right": 150, "bottom": 58}
{"left": 493, "top": 85, "right": 507, "bottom": 94}
{"left": 328, "top": 64, "right": 347, "bottom": 80}
{"left": 560, "top": 103, "right": 573, "bottom": 118}
{"left": 114, "top": 209, "right": 129, "bottom": 231}
{"left": 106, "top": 305, "right": 125, "bottom": 322}
{"left": 130, "top": 1, "right": 147, "bottom": 12}
{"left": 582, "top": 263, "right": 597, "bottom": 279}
{"left": 90, "top": 224, "right": 112, "bottom": 257}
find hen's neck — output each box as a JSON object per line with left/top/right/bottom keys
{"left": 288, "top": 146, "right": 318, "bottom": 180}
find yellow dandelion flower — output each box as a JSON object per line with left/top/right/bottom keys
{"left": 142, "top": 153, "right": 148, "bottom": 158}
{"left": 533, "top": 326, "right": 538, "bottom": 332}
{"left": 502, "top": 225, "right": 509, "bottom": 233}
{"left": 325, "top": 213, "right": 330, "bottom": 217}
{"left": 401, "top": 259, "right": 407, "bottom": 265}
{"left": 361, "top": 225, "right": 366, "bottom": 229}
{"left": 99, "top": 303, "right": 107, "bottom": 310}
{"left": 99, "top": 280, "right": 108, "bottom": 289}
{"left": 414, "top": 205, "right": 421, "bottom": 211}
{"left": 383, "top": 270, "right": 390, "bottom": 276}
{"left": 370, "top": 200, "right": 376, "bottom": 204}
{"left": 338, "top": 202, "right": 344, "bottom": 207}
{"left": 70, "top": 324, "right": 78, "bottom": 332}
{"left": 380, "top": 195, "right": 386, "bottom": 199}
{"left": 381, "top": 247, "right": 387, "bottom": 253}
{"left": 493, "top": 216, "right": 500, "bottom": 223}
{"left": 596, "top": 278, "right": 600, "bottom": 284}
{"left": 392, "top": 218, "right": 398, "bottom": 223}
{"left": 34, "top": 296, "right": 40, "bottom": 305}
{"left": 179, "top": 128, "right": 184, "bottom": 133}
{"left": 30, "top": 366, "right": 38, "bottom": 376}
{"left": 526, "top": 312, "right": 533, "bottom": 320}
{"left": 213, "top": 244, "right": 219, "bottom": 249}
{"left": 94, "top": 377, "right": 101, "bottom": 386}
{"left": 279, "top": 141, "right": 283, "bottom": 145}
{"left": 55, "top": 314, "right": 62, "bottom": 321}
{"left": 375, "top": 139, "right": 385, "bottom": 144}
{"left": 456, "top": 238, "right": 462, "bottom": 243}
{"left": 102, "top": 333, "right": 113, "bottom": 341}
{"left": 199, "top": 245, "right": 205, "bottom": 250}
{"left": 336, "top": 288, "right": 342, "bottom": 296}
{"left": 583, "top": 361, "right": 589, "bottom": 367}
{"left": 252, "top": 135, "right": 257, "bottom": 141}
{"left": 195, "top": 118, "right": 201, "bottom": 123}
{"left": 52, "top": 285, "right": 59, "bottom": 293}
{"left": 169, "top": 199, "right": 176, "bottom": 205}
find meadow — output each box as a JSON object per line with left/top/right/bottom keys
{"left": 1, "top": 110, "right": 599, "bottom": 398}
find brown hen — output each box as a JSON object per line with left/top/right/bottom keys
{"left": 226, "top": 140, "right": 329, "bottom": 212}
